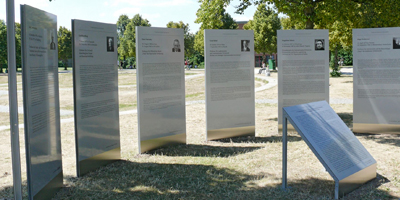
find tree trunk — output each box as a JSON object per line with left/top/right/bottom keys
{"left": 333, "top": 47, "right": 339, "bottom": 75}
{"left": 305, "top": 6, "right": 314, "bottom": 29}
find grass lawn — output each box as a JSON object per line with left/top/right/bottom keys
{"left": 0, "top": 70, "right": 399, "bottom": 199}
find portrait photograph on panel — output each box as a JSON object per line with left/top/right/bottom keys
{"left": 241, "top": 40, "right": 250, "bottom": 52}
{"left": 172, "top": 39, "right": 181, "bottom": 52}
{"left": 107, "top": 36, "right": 114, "bottom": 52}
{"left": 315, "top": 39, "right": 325, "bottom": 50}
{"left": 393, "top": 37, "right": 400, "bottom": 49}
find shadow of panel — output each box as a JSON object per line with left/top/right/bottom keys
{"left": 48, "top": 161, "right": 396, "bottom": 200}
{"left": 147, "top": 144, "right": 262, "bottom": 157}
{"left": 215, "top": 135, "right": 302, "bottom": 144}
{"left": 2, "top": 160, "right": 395, "bottom": 199}
{"left": 356, "top": 133, "right": 400, "bottom": 148}
{"left": 337, "top": 112, "right": 353, "bottom": 127}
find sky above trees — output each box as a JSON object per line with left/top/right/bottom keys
{"left": 0, "top": 0, "right": 258, "bottom": 34}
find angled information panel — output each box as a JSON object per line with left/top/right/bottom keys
{"left": 277, "top": 30, "right": 329, "bottom": 130}
{"left": 72, "top": 19, "right": 120, "bottom": 177}
{"left": 282, "top": 101, "right": 376, "bottom": 199}
{"left": 21, "top": 5, "right": 63, "bottom": 200}
{"left": 204, "top": 29, "right": 255, "bottom": 140}
{"left": 136, "top": 26, "right": 186, "bottom": 153}
{"left": 353, "top": 28, "right": 400, "bottom": 134}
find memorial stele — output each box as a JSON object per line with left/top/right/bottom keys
{"left": 72, "top": 19, "right": 121, "bottom": 177}
{"left": 136, "top": 26, "right": 186, "bottom": 153}
{"left": 282, "top": 101, "right": 377, "bottom": 199}
{"left": 204, "top": 29, "right": 255, "bottom": 140}
{"left": 277, "top": 30, "right": 329, "bottom": 130}
{"left": 353, "top": 27, "right": 400, "bottom": 134}
{"left": 21, "top": 4, "right": 63, "bottom": 200}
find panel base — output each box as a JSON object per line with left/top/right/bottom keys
{"left": 353, "top": 123, "right": 400, "bottom": 134}
{"left": 207, "top": 126, "right": 255, "bottom": 141}
{"left": 278, "top": 124, "right": 296, "bottom": 133}
{"left": 337, "top": 163, "right": 377, "bottom": 198}
{"left": 78, "top": 147, "right": 121, "bottom": 177}
{"left": 140, "top": 133, "right": 186, "bottom": 153}
{"left": 33, "top": 171, "right": 63, "bottom": 200}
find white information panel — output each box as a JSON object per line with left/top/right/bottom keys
{"left": 353, "top": 28, "right": 400, "bottom": 134}
{"left": 204, "top": 29, "right": 255, "bottom": 140}
{"left": 72, "top": 19, "right": 120, "bottom": 177}
{"left": 21, "top": 5, "right": 63, "bottom": 200}
{"left": 282, "top": 101, "right": 376, "bottom": 199}
{"left": 277, "top": 30, "right": 329, "bottom": 129}
{"left": 136, "top": 26, "right": 186, "bottom": 153}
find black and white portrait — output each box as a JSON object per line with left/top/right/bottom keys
{"left": 315, "top": 39, "right": 325, "bottom": 51}
{"left": 50, "top": 30, "right": 56, "bottom": 50}
{"left": 107, "top": 37, "right": 114, "bottom": 52}
{"left": 241, "top": 40, "right": 250, "bottom": 52}
{"left": 172, "top": 39, "right": 181, "bottom": 52}
{"left": 393, "top": 37, "right": 400, "bottom": 49}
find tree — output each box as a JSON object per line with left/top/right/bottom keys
{"left": 57, "top": 26, "right": 72, "bottom": 70}
{"left": 243, "top": 3, "right": 280, "bottom": 61}
{"left": 117, "top": 15, "right": 130, "bottom": 39}
{"left": 166, "top": 21, "right": 196, "bottom": 58}
{"left": 0, "top": 21, "right": 21, "bottom": 72}
{"left": 118, "top": 14, "right": 151, "bottom": 58}
{"left": 0, "top": 20, "right": 7, "bottom": 72}
{"left": 194, "top": 0, "right": 238, "bottom": 56}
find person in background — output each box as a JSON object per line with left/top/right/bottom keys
{"left": 258, "top": 61, "right": 266, "bottom": 74}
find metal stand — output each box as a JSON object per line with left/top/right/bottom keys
{"left": 6, "top": 0, "right": 22, "bottom": 199}
{"left": 282, "top": 115, "right": 287, "bottom": 190}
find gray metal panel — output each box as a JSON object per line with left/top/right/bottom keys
{"left": 78, "top": 147, "right": 120, "bottom": 176}
{"left": 207, "top": 126, "right": 255, "bottom": 141}
{"left": 282, "top": 101, "right": 376, "bottom": 199}
{"left": 140, "top": 133, "right": 186, "bottom": 153}
{"left": 204, "top": 29, "right": 255, "bottom": 140}
{"left": 21, "top": 5, "right": 63, "bottom": 200}
{"left": 136, "top": 26, "right": 186, "bottom": 153}
{"left": 338, "top": 163, "right": 377, "bottom": 197}
{"left": 353, "top": 28, "right": 400, "bottom": 134}
{"left": 72, "top": 19, "right": 120, "bottom": 177}
{"left": 277, "top": 30, "right": 329, "bottom": 129}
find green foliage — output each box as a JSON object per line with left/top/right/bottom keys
{"left": 188, "top": 53, "right": 204, "bottom": 66}
{"left": 243, "top": 3, "right": 280, "bottom": 55}
{"left": 57, "top": 26, "right": 72, "bottom": 68}
{"left": 117, "top": 15, "right": 130, "bottom": 39}
{"left": 0, "top": 20, "right": 7, "bottom": 69}
{"left": 338, "top": 48, "right": 352, "bottom": 66}
{"left": 118, "top": 14, "right": 151, "bottom": 58}
{"left": 126, "top": 57, "right": 135, "bottom": 67}
{"left": 194, "top": 0, "right": 238, "bottom": 56}
{"left": 0, "top": 21, "right": 22, "bottom": 72}
{"left": 280, "top": 17, "right": 305, "bottom": 30}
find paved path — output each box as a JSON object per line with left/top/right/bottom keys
{"left": 0, "top": 70, "right": 353, "bottom": 131}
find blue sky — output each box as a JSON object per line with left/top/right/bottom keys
{"left": 0, "top": 0, "right": 258, "bottom": 33}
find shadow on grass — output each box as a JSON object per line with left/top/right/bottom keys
{"left": 0, "top": 162, "right": 395, "bottom": 200}
{"left": 47, "top": 161, "right": 396, "bottom": 200}
{"left": 215, "top": 135, "right": 302, "bottom": 143}
{"left": 148, "top": 144, "right": 262, "bottom": 157}
{"left": 356, "top": 133, "right": 400, "bottom": 148}
{"left": 337, "top": 112, "right": 353, "bottom": 127}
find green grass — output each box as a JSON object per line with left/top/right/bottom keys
{"left": 255, "top": 77, "right": 269, "bottom": 84}
{"left": 185, "top": 92, "right": 203, "bottom": 98}
{"left": 119, "top": 103, "right": 137, "bottom": 110}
